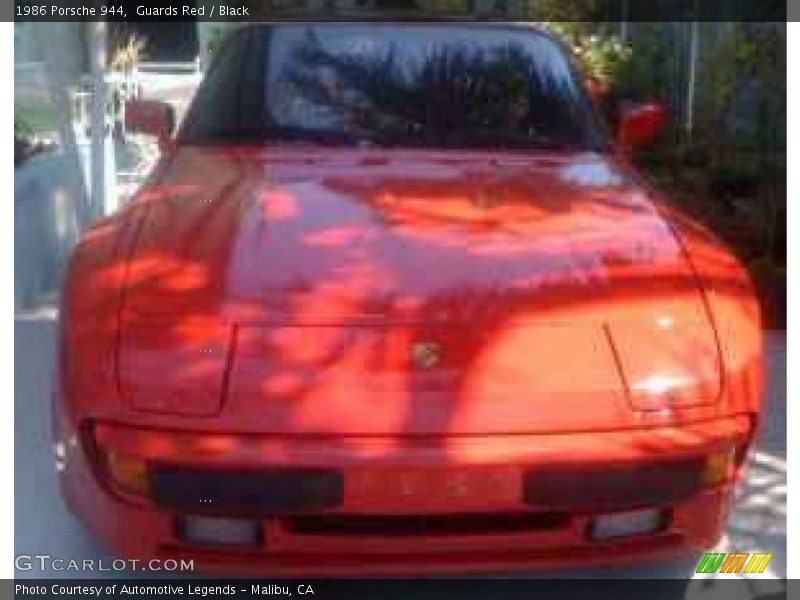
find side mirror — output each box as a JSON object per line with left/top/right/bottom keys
{"left": 125, "top": 99, "right": 175, "bottom": 152}
{"left": 617, "top": 103, "right": 667, "bottom": 151}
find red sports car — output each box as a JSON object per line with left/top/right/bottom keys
{"left": 55, "top": 22, "right": 763, "bottom": 575}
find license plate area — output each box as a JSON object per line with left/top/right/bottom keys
{"left": 345, "top": 466, "right": 522, "bottom": 513}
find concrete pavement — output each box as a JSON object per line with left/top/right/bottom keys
{"left": 14, "top": 314, "right": 786, "bottom": 580}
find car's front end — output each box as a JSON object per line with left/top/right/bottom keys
{"left": 54, "top": 22, "right": 764, "bottom": 575}
{"left": 57, "top": 415, "right": 751, "bottom": 575}
{"left": 54, "top": 149, "right": 763, "bottom": 576}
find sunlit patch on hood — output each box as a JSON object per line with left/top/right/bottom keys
{"left": 559, "top": 156, "right": 626, "bottom": 188}
{"left": 632, "top": 373, "right": 695, "bottom": 397}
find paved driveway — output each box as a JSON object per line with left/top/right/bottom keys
{"left": 14, "top": 313, "right": 786, "bottom": 581}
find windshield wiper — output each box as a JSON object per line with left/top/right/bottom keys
{"left": 182, "top": 124, "right": 377, "bottom": 147}
{"left": 182, "top": 124, "right": 589, "bottom": 152}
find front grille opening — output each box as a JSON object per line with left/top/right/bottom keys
{"left": 282, "top": 512, "right": 571, "bottom": 537}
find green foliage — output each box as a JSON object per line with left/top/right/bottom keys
{"left": 696, "top": 24, "right": 785, "bottom": 155}
{"left": 613, "top": 23, "right": 677, "bottom": 101}
{"left": 14, "top": 115, "right": 33, "bottom": 140}
{"left": 538, "top": 23, "right": 631, "bottom": 85}
{"left": 573, "top": 33, "right": 632, "bottom": 84}
{"left": 521, "top": 0, "right": 604, "bottom": 23}
{"left": 14, "top": 109, "right": 56, "bottom": 165}
{"left": 109, "top": 33, "right": 147, "bottom": 73}
{"left": 14, "top": 102, "right": 56, "bottom": 135}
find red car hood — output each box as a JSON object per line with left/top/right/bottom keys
{"left": 117, "top": 147, "right": 722, "bottom": 433}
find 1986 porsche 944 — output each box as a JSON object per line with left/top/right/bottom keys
{"left": 55, "top": 22, "right": 763, "bottom": 575}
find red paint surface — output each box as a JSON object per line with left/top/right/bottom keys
{"left": 56, "top": 143, "right": 763, "bottom": 573}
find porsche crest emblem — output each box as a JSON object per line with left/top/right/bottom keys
{"left": 412, "top": 341, "right": 441, "bottom": 370}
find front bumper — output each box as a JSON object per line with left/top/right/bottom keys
{"left": 57, "top": 415, "right": 751, "bottom": 576}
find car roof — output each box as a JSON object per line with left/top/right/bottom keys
{"left": 241, "top": 10, "right": 539, "bottom": 23}
{"left": 235, "top": 19, "right": 562, "bottom": 48}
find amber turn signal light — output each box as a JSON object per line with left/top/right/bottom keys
{"left": 103, "top": 450, "right": 150, "bottom": 496}
{"left": 701, "top": 447, "right": 736, "bottom": 487}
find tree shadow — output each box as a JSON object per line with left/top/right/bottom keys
{"left": 61, "top": 117, "right": 767, "bottom": 576}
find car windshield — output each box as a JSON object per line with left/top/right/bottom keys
{"left": 179, "top": 23, "right": 608, "bottom": 151}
